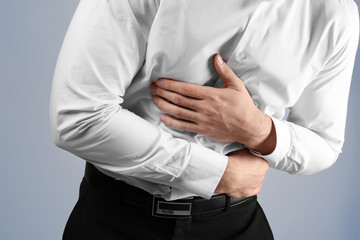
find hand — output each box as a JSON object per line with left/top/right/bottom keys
{"left": 150, "top": 54, "right": 276, "bottom": 155}
{"left": 215, "top": 148, "right": 269, "bottom": 198}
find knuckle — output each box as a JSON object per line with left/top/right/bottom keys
{"left": 197, "top": 125, "right": 211, "bottom": 136}
{"left": 161, "top": 79, "right": 170, "bottom": 89}
{"left": 173, "top": 109, "right": 183, "bottom": 118}
{"left": 168, "top": 119, "right": 180, "bottom": 129}
{"left": 154, "top": 86, "right": 164, "bottom": 96}
{"left": 181, "top": 122, "right": 196, "bottom": 132}
{"left": 203, "top": 127, "right": 213, "bottom": 137}
{"left": 244, "top": 190, "right": 253, "bottom": 198}
{"left": 223, "top": 66, "right": 234, "bottom": 78}
{"left": 254, "top": 188, "right": 261, "bottom": 196}
{"left": 202, "top": 105, "right": 217, "bottom": 116}
{"left": 155, "top": 98, "right": 164, "bottom": 108}
{"left": 159, "top": 101, "right": 169, "bottom": 112}
{"left": 171, "top": 120, "right": 179, "bottom": 128}
{"left": 197, "top": 127, "right": 206, "bottom": 136}
{"left": 209, "top": 94, "right": 222, "bottom": 105}
{"left": 180, "top": 85, "right": 192, "bottom": 95}
{"left": 198, "top": 115, "right": 209, "bottom": 124}
{"left": 172, "top": 95, "right": 182, "bottom": 105}
{"left": 163, "top": 117, "right": 172, "bottom": 126}
{"left": 191, "top": 113, "right": 200, "bottom": 122}
{"left": 187, "top": 124, "right": 198, "bottom": 133}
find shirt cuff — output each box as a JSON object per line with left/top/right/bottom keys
{"left": 169, "top": 143, "right": 228, "bottom": 200}
{"left": 250, "top": 117, "right": 291, "bottom": 169}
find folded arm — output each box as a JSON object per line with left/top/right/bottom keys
{"left": 151, "top": 19, "right": 359, "bottom": 175}
{"left": 50, "top": 0, "right": 228, "bottom": 200}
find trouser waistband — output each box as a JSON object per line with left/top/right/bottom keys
{"left": 84, "top": 162, "right": 256, "bottom": 218}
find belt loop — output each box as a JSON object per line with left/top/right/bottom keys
{"left": 225, "top": 195, "right": 231, "bottom": 211}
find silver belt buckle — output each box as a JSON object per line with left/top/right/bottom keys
{"left": 152, "top": 196, "right": 192, "bottom": 218}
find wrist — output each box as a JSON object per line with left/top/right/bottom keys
{"left": 215, "top": 156, "right": 232, "bottom": 194}
{"left": 246, "top": 113, "right": 276, "bottom": 155}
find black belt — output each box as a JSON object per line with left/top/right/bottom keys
{"left": 84, "top": 162, "right": 256, "bottom": 219}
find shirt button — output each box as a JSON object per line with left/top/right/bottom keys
{"left": 237, "top": 52, "right": 246, "bottom": 60}
{"left": 199, "top": 136, "right": 206, "bottom": 145}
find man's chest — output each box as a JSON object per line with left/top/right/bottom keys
{"left": 138, "top": 0, "right": 333, "bottom": 115}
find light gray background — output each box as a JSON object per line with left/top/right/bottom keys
{"left": 1, "top": 1, "right": 359, "bottom": 239}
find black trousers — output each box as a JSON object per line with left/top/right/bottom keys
{"left": 63, "top": 169, "right": 274, "bottom": 240}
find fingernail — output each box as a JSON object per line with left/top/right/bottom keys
{"left": 160, "top": 115, "right": 165, "bottom": 122}
{"left": 217, "top": 54, "right": 224, "bottom": 65}
{"left": 152, "top": 96, "right": 157, "bottom": 104}
{"left": 156, "top": 79, "right": 164, "bottom": 87}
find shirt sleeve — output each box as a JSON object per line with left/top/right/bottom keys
{"left": 252, "top": 4, "right": 359, "bottom": 175}
{"left": 50, "top": 0, "right": 227, "bottom": 199}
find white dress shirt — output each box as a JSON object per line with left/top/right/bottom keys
{"left": 50, "top": 0, "right": 359, "bottom": 200}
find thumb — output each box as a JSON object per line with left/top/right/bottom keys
{"left": 214, "top": 54, "right": 244, "bottom": 90}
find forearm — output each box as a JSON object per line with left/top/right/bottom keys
{"left": 257, "top": 20, "right": 358, "bottom": 175}
{"left": 50, "top": 0, "right": 228, "bottom": 199}
{"left": 250, "top": 117, "right": 337, "bottom": 175}
{"left": 150, "top": 54, "right": 351, "bottom": 176}
{"left": 51, "top": 102, "right": 227, "bottom": 198}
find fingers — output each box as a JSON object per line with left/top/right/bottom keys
{"left": 152, "top": 94, "right": 202, "bottom": 126}
{"left": 218, "top": 149, "right": 267, "bottom": 198}
{"left": 226, "top": 187, "right": 262, "bottom": 198}
{"left": 227, "top": 182, "right": 263, "bottom": 198}
{"left": 213, "top": 54, "right": 245, "bottom": 91}
{"left": 155, "top": 78, "right": 213, "bottom": 99}
{"left": 150, "top": 82, "right": 202, "bottom": 110}
{"left": 158, "top": 114, "right": 200, "bottom": 133}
